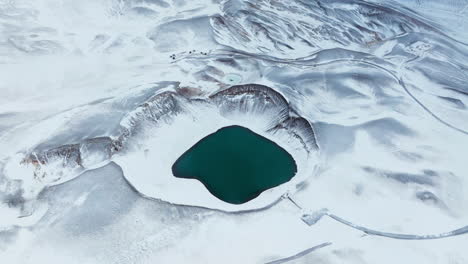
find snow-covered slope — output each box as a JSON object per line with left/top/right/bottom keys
{"left": 1, "top": 0, "right": 468, "bottom": 263}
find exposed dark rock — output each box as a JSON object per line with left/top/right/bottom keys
{"left": 23, "top": 84, "right": 318, "bottom": 173}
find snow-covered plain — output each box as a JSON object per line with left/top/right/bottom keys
{"left": 1, "top": 0, "right": 468, "bottom": 263}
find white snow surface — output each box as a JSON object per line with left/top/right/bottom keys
{"left": 1, "top": 0, "right": 468, "bottom": 263}
{"left": 114, "top": 96, "right": 315, "bottom": 211}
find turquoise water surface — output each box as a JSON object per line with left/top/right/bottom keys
{"left": 172, "top": 125, "right": 297, "bottom": 204}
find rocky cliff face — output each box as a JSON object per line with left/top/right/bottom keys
{"left": 20, "top": 83, "right": 318, "bottom": 198}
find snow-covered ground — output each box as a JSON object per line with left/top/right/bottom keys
{"left": 1, "top": 0, "right": 468, "bottom": 263}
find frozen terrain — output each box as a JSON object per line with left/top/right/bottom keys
{"left": 1, "top": 0, "right": 468, "bottom": 263}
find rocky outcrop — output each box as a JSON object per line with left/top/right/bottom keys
{"left": 23, "top": 84, "right": 318, "bottom": 175}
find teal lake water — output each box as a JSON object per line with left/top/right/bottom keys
{"left": 172, "top": 125, "right": 297, "bottom": 204}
